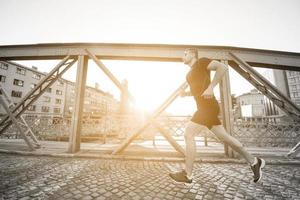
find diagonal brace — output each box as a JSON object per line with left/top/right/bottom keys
{"left": 229, "top": 52, "right": 300, "bottom": 121}
{"left": 151, "top": 120, "right": 185, "bottom": 156}
{"left": 112, "top": 81, "right": 188, "bottom": 154}
{"left": 85, "top": 49, "right": 135, "bottom": 103}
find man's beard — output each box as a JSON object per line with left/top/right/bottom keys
{"left": 183, "top": 58, "right": 190, "bottom": 65}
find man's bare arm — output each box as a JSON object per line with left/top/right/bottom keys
{"left": 201, "top": 60, "right": 228, "bottom": 98}
{"left": 207, "top": 60, "right": 228, "bottom": 90}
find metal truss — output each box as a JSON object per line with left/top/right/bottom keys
{"left": 229, "top": 52, "right": 300, "bottom": 121}
{"left": 287, "top": 142, "right": 300, "bottom": 158}
{"left": 112, "top": 81, "right": 188, "bottom": 155}
{"left": 1, "top": 43, "right": 300, "bottom": 157}
{"left": 0, "top": 56, "right": 77, "bottom": 136}
{"left": 229, "top": 52, "right": 300, "bottom": 157}
{"left": 86, "top": 49, "right": 186, "bottom": 155}
{"left": 0, "top": 86, "right": 40, "bottom": 150}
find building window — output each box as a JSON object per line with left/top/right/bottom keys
{"left": 11, "top": 90, "right": 22, "bottom": 98}
{"left": 43, "top": 96, "right": 51, "bottom": 102}
{"left": 16, "top": 67, "right": 26, "bottom": 75}
{"left": 0, "top": 63, "right": 8, "bottom": 70}
{"left": 58, "top": 80, "right": 64, "bottom": 86}
{"left": 290, "top": 78, "right": 296, "bottom": 83}
{"left": 46, "top": 88, "right": 52, "bottom": 93}
{"left": 30, "top": 83, "right": 37, "bottom": 89}
{"left": 32, "top": 73, "right": 41, "bottom": 80}
{"left": 13, "top": 79, "right": 24, "bottom": 87}
{"left": 0, "top": 75, "right": 6, "bottom": 83}
{"left": 27, "top": 105, "right": 36, "bottom": 111}
{"left": 56, "top": 90, "right": 63, "bottom": 95}
{"left": 54, "top": 108, "right": 61, "bottom": 113}
{"left": 55, "top": 99, "right": 62, "bottom": 104}
{"left": 41, "top": 106, "right": 50, "bottom": 113}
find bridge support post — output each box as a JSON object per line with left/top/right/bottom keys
{"left": 68, "top": 55, "right": 88, "bottom": 153}
{"left": 219, "top": 60, "right": 234, "bottom": 158}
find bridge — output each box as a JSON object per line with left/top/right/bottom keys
{"left": 0, "top": 43, "right": 300, "bottom": 158}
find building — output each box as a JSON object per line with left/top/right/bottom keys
{"left": 0, "top": 61, "right": 66, "bottom": 120}
{"left": 285, "top": 70, "right": 300, "bottom": 106}
{"left": 0, "top": 61, "right": 120, "bottom": 122}
{"left": 63, "top": 80, "right": 119, "bottom": 119}
{"left": 269, "top": 69, "right": 300, "bottom": 116}
{"left": 236, "top": 89, "right": 277, "bottom": 118}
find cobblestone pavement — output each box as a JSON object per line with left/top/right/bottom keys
{"left": 0, "top": 154, "right": 299, "bottom": 200}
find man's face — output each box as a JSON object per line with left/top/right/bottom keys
{"left": 183, "top": 50, "right": 194, "bottom": 65}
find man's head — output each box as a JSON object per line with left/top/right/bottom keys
{"left": 183, "top": 48, "right": 198, "bottom": 66}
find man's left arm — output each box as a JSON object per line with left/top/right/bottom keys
{"left": 201, "top": 60, "right": 228, "bottom": 98}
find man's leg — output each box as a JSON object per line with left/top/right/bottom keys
{"left": 210, "top": 125, "right": 254, "bottom": 164}
{"left": 169, "top": 121, "right": 207, "bottom": 183}
{"left": 210, "top": 125, "right": 265, "bottom": 183}
{"left": 184, "top": 121, "right": 208, "bottom": 178}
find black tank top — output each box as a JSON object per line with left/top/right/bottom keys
{"left": 186, "top": 57, "right": 211, "bottom": 98}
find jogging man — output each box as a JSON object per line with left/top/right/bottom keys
{"left": 169, "top": 48, "right": 265, "bottom": 183}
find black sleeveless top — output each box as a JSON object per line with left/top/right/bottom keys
{"left": 186, "top": 57, "right": 221, "bottom": 128}
{"left": 186, "top": 57, "right": 211, "bottom": 100}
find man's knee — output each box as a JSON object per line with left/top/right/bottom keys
{"left": 211, "top": 125, "right": 244, "bottom": 148}
{"left": 219, "top": 134, "right": 244, "bottom": 149}
{"left": 184, "top": 122, "right": 205, "bottom": 139}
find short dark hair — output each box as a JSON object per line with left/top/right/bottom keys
{"left": 185, "top": 48, "right": 198, "bottom": 59}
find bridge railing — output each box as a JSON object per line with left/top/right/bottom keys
{"left": 1, "top": 114, "right": 299, "bottom": 147}
{"left": 232, "top": 116, "right": 300, "bottom": 147}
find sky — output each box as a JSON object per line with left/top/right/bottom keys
{"left": 0, "top": 0, "right": 299, "bottom": 114}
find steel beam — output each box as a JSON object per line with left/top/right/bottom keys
{"left": 0, "top": 95, "right": 35, "bottom": 150}
{"left": 68, "top": 55, "right": 88, "bottom": 153}
{"left": 112, "top": 82, "right": 188, "bottom": 154}
{"left": 152, "top": 120, "right": 185, "bottom": 156}
{"left": 219, "top": 60, "right": 234, "bottom": 157}
{"left": 86, "top": 49, "right": 135, "bottom": 103}
{"left": 287, "top": 142, "right": 300, "bottom": 158}
{"left": 229, "top": 52, "right": 300, "bottom": 121}
{"left": 0, "top": 43, "right": 300, "bottom": 70}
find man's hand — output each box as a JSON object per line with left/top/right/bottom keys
{"left": 201, "top": 86, "right": 214, "bottom": 99}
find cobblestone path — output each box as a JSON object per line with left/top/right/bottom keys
{"left": 0, "top": 154, "right": 299, "bottom": 200}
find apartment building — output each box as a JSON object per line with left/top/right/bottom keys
{"left": 0, "top": 61, "right": 119, "bottom": 121}
{"left": 63, "top": 80, "right": 119, "bottom": 119}
{"left": 0, "top": 61, "right": 65, "bottom": 119}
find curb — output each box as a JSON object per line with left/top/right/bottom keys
{"left": 1, "top": 149, "right": 299, "bottom": 165}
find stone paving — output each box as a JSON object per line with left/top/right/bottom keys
{"left": 0, "top": 153, "right": 299, "bottom": 200}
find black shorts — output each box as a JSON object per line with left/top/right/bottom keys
{"left": 191, "top": 97, "right": 221, "bottom": 129}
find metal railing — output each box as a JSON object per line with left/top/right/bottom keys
{"left": 1, "top": 114, "right": 299, "bottom": 148}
